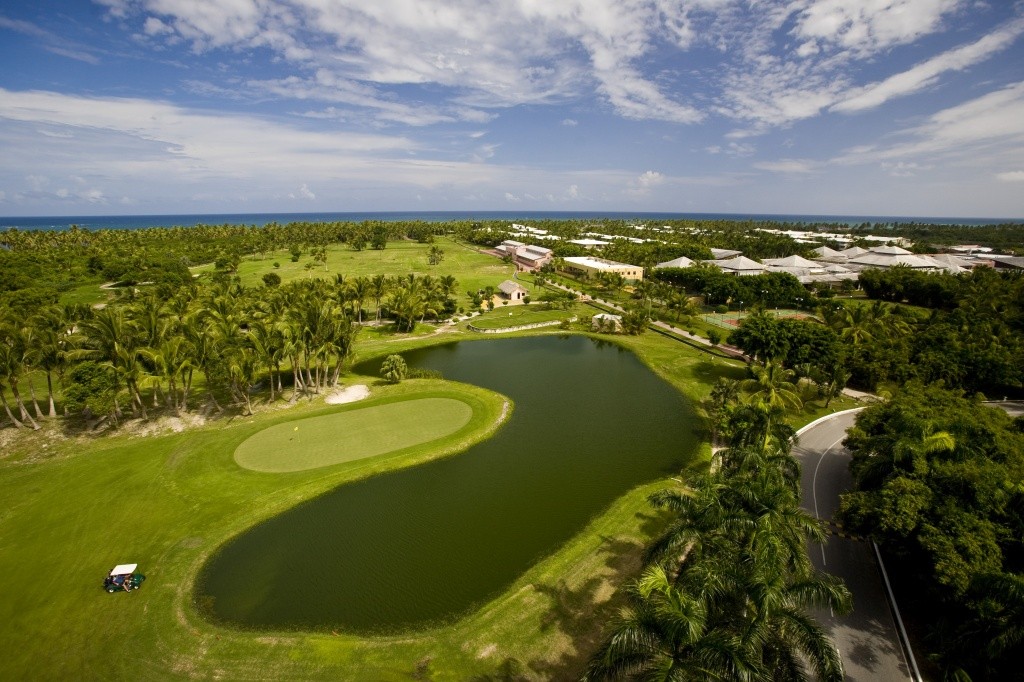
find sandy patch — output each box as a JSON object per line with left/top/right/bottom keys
{"left": 325, "top": 384, "right": 370, "bottom": 405}
{"left": 129, "top": 413, "right": 208, "bottom": 438}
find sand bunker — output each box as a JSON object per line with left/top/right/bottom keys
{"left": 325, "top": 384, "right": 370, "bottom": 405}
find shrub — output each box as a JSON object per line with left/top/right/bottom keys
{"left": 380, "top": 354, "right": 408, "bottom": 384}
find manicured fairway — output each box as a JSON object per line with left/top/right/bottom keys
{"left": 469, "top": 304, "right": 581, "bottom": 330}
{"left": 235, "top": 398, "right": 473, "bottom": 472}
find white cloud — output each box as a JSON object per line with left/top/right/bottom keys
{"left": 637, "top": 170, "right": 664, "bottom": 187}
{"left": 0, "top": 89, "right": 414, "bottom": 161}
{"left": 561, "top": 118, "right": 578, "bottom": 126}
{"left": 706, "top": 141, "right": 756, "bottom": 157}
{"left": 881, "top": 161, "right": 932, "bottom": 177}
{"left": 833, "top": 81, "right": 1024, "bottom": 167}
{"left": 143, "top": 16, "right": 173, "bottom": 36}
{"left": 753, "top": 159, "right": 818, "bottom": 173}
{"left": 0, "top": 15, "right": 101, "bottom": 64}
{"left": 833, "top": 17, "right": 1024, "bottom": 113}
{"left": 504, "top": 192, "right": 522, "bottom": 202}
{"left": 290, "top": 183, "right": 315, "bottom": 200}
{"left": 99, "top": 0, "right": 702, "bottom": 124}
{"left": 793, "top": 0, "right": 965, "bottom": 57}
{"left": 996, "top": 170, "right": 1024, "bottom": 182}
{"left": 472, "top": 143, "right": 499, "bottom": 162}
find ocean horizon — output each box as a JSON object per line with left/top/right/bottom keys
{"left": 0, "top": 210, "right": 1021, "bottom": 232}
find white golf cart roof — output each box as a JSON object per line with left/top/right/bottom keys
{"left": 109, "top": 563, "right": 138, "bottom": 576}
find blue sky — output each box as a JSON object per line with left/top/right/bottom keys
{"left": 1, "top": 0, "right": 1023, "bottom": 218}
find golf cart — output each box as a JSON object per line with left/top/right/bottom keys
{"left": 103, "top": 563, "right": 145, "bottom": 593}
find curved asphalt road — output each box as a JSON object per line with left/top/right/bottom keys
{"left": 794, "top": 402, "right": 1023, "bottom": 681}
{"left": 794, "top": 410, "right": 913, "bottom": 682}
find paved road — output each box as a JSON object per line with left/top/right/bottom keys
{"left": 794, "top": 411, "right": 913, "bottom": 682}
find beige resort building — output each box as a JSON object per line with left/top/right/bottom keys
{"left": 562, "top": 256, "right": 644, "bottom": 281}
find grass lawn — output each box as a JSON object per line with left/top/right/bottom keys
{"left": 235, "top": 397, "right": 473, "bottom": 472}
{"left": 192, "top": 236, "right": 513, "bottom": 308}
{"left": 469, "top": 304, "right": 577, "bottom": 330}
{"left": 60, "top": 237, "right": 514, "bottom": 310}
{"left": 0, "top": 318, "right": 870, "bottom": 679}
{"left": 59, "top": 282, "right": 112, "bottom": 307}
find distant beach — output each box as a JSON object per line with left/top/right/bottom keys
{"left": 0, "top": 210, "right": 1020, "bottom": 232}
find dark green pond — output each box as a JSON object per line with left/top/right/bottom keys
{"left": 197, "top": 335, "right": 701, "bottom": 632}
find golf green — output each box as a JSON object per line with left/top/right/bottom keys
{"left": 234, "top": 397, "right": 474, "bottom": 472}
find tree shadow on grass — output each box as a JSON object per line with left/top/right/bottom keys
{"left": 524, "top": 535, "right": 646, "bottom": 680}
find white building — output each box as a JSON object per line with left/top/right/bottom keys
{"left": 563, "top": 256, "right": 644, "bottom": 281}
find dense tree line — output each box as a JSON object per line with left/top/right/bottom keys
{"left": 652, "top": 265, "right": 812, "bottom": 310}
{"left": 0, "top": 272, "right": 457, "bottom": 430}
{"left": 839, "top": 386, "right": 1024, "bottom": 679}
{"left": 726, "top": 266, "right": 1024, "bottom": 397}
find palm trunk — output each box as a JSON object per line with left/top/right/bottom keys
{"left": 291, "top": 361, "right": 303, "bottom": 402}
{"left": 180, "top": 368, "right": 193, "bottom": 412}
{"left": 207, "top": 392, "right": 223, "bottom": 414}
{"left": 28, "top": 380, "right": 45, "bottom": 420}
{"left": 1, "top": 391, "right": 25, "bottom": 428}
{"left": 10, "top": 384, "right": 39, "bottom": 430}
{"left": 46, "top": 372, "right": 57, "bottom": 417}
{"left": 131, "top": 382, "right": 148, "bottom": 419}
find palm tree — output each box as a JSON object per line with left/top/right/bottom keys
{"left": 247, "top": 318, "right": 285, "bottom": 402}
{"left": 30, "top": 306, "right": 74, "bottom": 417}
{"left": 370, "top": 273, "right": 390, "bottom": 322}
{"left": 347, "top": 276, "right": 371, "bottom": 323}
{"left": 0, "top": 322, "right": 40, "bottom": 429}
{"left": 583, "top": 566, "right": 753, "bottom": 681}
{"left": 854, "top": 418, "right": 955, "bottom": 488}
{"left": 389, "top": 286, "right": 427, "bottom": 332}
{"left": 741, "top": 361, "right": 802, "bottom": 412}
{"left": 0, "top": 341, "right": 28, "bottom": 428}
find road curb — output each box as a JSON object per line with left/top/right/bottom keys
{"left": 795, "top": 407, "right": 866, "bottom": 437}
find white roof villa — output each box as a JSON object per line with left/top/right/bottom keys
{"left": 655, "top": 256, "right": 695, "bottom": 269}
{"left": 830, "top": 245, "right": 975, "bottom": 273}
{"left": 811, "top": 245, "right": 846, "bottom": 260}
{"left": 838, "top": 246, "right": 869, "bottom": 258}
{"left": 709, "top": 248, "right": 743, "bottom": 259}
{"left": 510, "top": 223, "right": 548, "bottom": 235}
{"left": 563, "top": 256, "right": 644, "bottom": 281}
{"left": 569, "top": 238, "right": 611, "bottom": 249}
{"left": 592, "top": 313, "right": 623, "bottom": 331}
{"left": 706, "top": 255, "right": 765, "bottom": 276}
{"left": 498, "top": 239, "right": 525, "bottom": 254}
{"left": 762, "top": 255, "right": 821, "bottom": 269}
{"left": 498, "top": 241, "right": 554, "bottom": 268}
